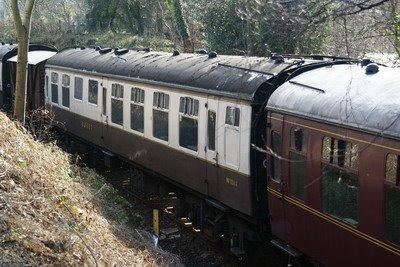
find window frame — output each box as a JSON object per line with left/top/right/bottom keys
{"left": 50, "top": 72, "right": 59, "bottom": 104}
{"left": 320, "top": 135, "right": 360, "bottom": 226}
{"left": 130, "top": 87, "right": 145, "bottom": 134}
{"left": 61, "top": 74, "right": 71, "bottom": 109}
{"left": 321, "top": 136, "right": 359, "bottom": 173}
{"left": 385, "top": 153, "right": 400, "bottom": 186}
{"left": 207, "top": 110, "right": 217, "bottom": 152}
{"left": 225, "top": 106, "right": 240, "bottom": 127}
{"left": 383, "top": 153, "right": 400, "bottom": 246}
{"left": 74, "top": 76, "right": 84, "bottom": 101}
{"left": 270, "top": 130, "right": 282, "bottom": 183}
{"left": 88, "top": 79, "right": 99, "bottom": 105}
{"left": 45, "top": 75, "right": 49, "bottom": 99}
{"left": 110, "top": 83, "right": 124, "bottom": 126}
{"left": 178, "top": 97, "right": 200, "bottom": 152}
{"left": 288, "top": 127, "right": 308, "bottom": 201}
{"left": 152, "top": 91, "right": 170, "bottom": 142}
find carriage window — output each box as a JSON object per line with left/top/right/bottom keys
{"left": 321, "top": 136, "right": 359, "bottom": 226}
{"left": 208, "top": 111, "right": 216, "bottom": 151}
{"left": 322, "top": 137, "right": 359, "bottom": 169}
{"left": 290, "top": 127, "right": 307, "bottom": 152}
{"left": 179, "top": 97, "right": 199, "bottom": 151}
{"left": 51, "top": 72, "right": 59, "bottom": 104}
{"left": 386, "top": 154, "right": 399, "bottom": 184}
{"left": 289, "top": 127, "right": 308, "bottom": 201}
{"left": 153, "top": 92, "right": 169, "bottom": 141}
{"left": 88, "top": 80, "right": 98, "bottom": 104}
{"left": 61, "top": 74, "right": 70, "bottom": 108}
{"left": 384, "top": 154, "right": 400, "bottom": 246}
{"left": 111, "top": 83, "right": 124, "bottom": 126}
{"left": 74, "top": 77, "right": 83, "bottom": 100}
{"left": 271, "top": 131, "right": 282, "bottom": 182}
{"left": 225, "top": 106, "right": 240, "bottom": 127}
{"left": 130, "top": 87, "right": 145, "bottom": 133}
{"left": 45, "top": 75, "right": 49, "bottom": 98}
{"left": 153, "top": 91, "right": 169, "bottom": 109}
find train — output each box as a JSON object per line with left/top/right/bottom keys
{"left": 0, "top": 42, "right": 399, "bottom": 266}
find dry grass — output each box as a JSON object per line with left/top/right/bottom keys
{"left": 0, "top": 113, "right": 182, "bottom": 266}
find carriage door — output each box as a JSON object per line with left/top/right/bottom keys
{"left": 101, "top": 78, "right": 110, "bottom": 146}
{"left": 205, "top": 97, "right": 219, "bottom": 199}
{"left": 266, "top": 112, "right": 287, "bottom": 239}
{"left": 224, "top": 105, "right": 241, "bottom": 169}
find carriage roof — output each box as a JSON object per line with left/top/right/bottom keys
{"left": 267, "top": 64, "right": 400, "bottom": 139}
{"left": 46, "top": 48, "right": 305, "bottom": 101}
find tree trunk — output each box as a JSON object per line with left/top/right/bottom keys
{"left": 390, "top": 0, "right": 400, "bottom": 57}
{"left": 13, "top": 34, "right": 29, "bottom": 121}
{"left": 11, "top": 0, "right": 36, "bottom": 122}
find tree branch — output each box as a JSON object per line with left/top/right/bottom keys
{"left": 23, "top": 0, "right": 36, "bottom": 30}
{"left": 11, "top": 0, "right": 23, "bottom": 35}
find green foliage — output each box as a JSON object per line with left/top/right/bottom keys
{"left": 166, "top": 0, "right": 190, "bottom": 40}
{"left": 1, "top": 0, "right": 397, "bottom": 57}
{"left": 260, "top": 1, "right": 330, "bottom": 55}
{"left": 202, "top": 0, "right": 247, "bottom": 55}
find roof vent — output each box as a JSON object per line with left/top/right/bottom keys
{"left": 311, "top": 55, "right": 324, "bottom": 60}
{"left": 196, "top": 49, "right": 208, "bottom": 54}
{"left": 99, "top": 48, "right": 112, "bottom": 54}
{"left": 361, "top": 58, "right": 372, "bottom": 67}
{"left": 173, "top": 50, "right": 180, "bottom": 56}
{"left": 365, "top": 63, "right": 379, "bottom": 75}
{"left": 208, "top": 51, "right": 218, "bottom": 59}
{"left": 114, "top": 48, "right": 129, "bottom": 56}
{"left": 271, "top": 53, "right": 284, "bottom": 63}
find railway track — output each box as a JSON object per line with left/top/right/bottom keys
{"left": 55, "top": 135, "right": 287, "bottom": 266}
{"left": 101, "top": 168, "right": 243, "bottom": 266}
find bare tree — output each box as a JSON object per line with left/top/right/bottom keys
{"left": 11, "top": 0, "right": 37, "bottom": 122}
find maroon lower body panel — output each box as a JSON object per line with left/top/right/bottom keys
{"left": 51, "top": 106, "right": 253, "bottom": 216}
{"left": 268, "top": 188, "right": 400, "bottom": 266}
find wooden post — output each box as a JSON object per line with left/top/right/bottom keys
{"left": 152, "top": 209, "right": 160, "bottom": 236}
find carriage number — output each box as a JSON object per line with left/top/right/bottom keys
{"left": 226, "top": 177, "right": 238, "bottom": 187}
{"left": 81, "top": 121, "right": 93, "bottom": 131}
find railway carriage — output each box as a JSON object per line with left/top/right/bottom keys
{"left": 44, "top": 48, "right": 297, "bottom": 216}
{"left": 0, "top": 43, "right": 57, "bottom": 113}
{"left": 266, "top": 63, "right": 400, "bottom": 266}
{"left": 0, "top": 43, "right": 17, "bottom": 109}
{"left": 44, "top": 47, "right": 336, "bottom": 255}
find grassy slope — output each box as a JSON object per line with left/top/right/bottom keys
{"left": 0, "top": 113, "right": 181, "bottom": 266}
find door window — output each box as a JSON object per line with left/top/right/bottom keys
{"left": 51, "top": 72, "right": 59, "bottom": 104}
{"left": 208, "top": 111, "right": 216, "bottom": 151}
{"left": 384, "top": 154, "right": 400, "bottom": 246}
{"left": 74, "top": 77, "right": 83, "bottom": 100}
{"left": 225, "top": 106, "right": 240, "bottom": 127}
{"left": 111, "top": 83, "right": 124, "bottom": 126}
{"left": 153, "top": 92, "right": 169, "bottom": 141}
{"left": 88, "top": 79, "right": 98, "bottom": 105}
{"left": 271, "top": 131, "right": 282, "bottom": 182}
{"left": 289, "top": 127, "right": 308, "bottom": 201}
{"left": 130, "top": 87, "right": 145, "bottom": 133}
{"left": 179, "top": 97, "right": 199, "bottom": 151}
{"left": 61, "top": 74, "right": 70, "bottom": 108}
{"left": 224, "top": 106, "right": 241, "bottom": 168}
